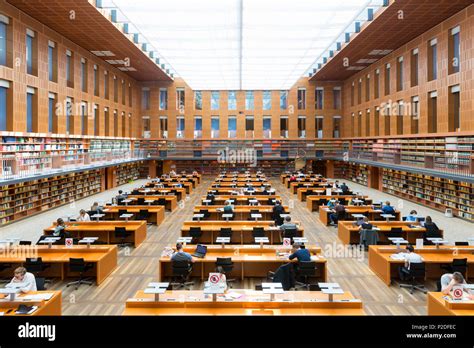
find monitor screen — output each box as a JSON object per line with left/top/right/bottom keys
{"left": 196, "top": 244, "right": 207, "bottom": 255}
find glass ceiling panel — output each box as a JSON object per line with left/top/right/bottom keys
{"left": 112, "top": 0, "right": 370, "bottom": 90}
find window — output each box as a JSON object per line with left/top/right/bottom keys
{"left": 129, "top": 83, "right": 133, "bottom": 107}
{"left": 333, "top": 116, "right": 341, "bottom": 138}
{"left": 357, "top": 112, "right": 362, "bottom": 137}
{"left": 411, "top": 49, "right": 419, "bottom": 87}
{"left": 211, "top": 91, "right": 219, "bottom": 110}
{"left": 365, "top": 109, "right": 370, "bottom": 136}
{"left": 142, "top": 116, "right": 150, "bottom": 138}
{"left": 396, "top": 100, "right": 403, "bottom": 135}
{"left": 194, "top": 116, "right": 202, "bottom": 139}
{"left": 121, "top": 112, "right": 126, "bottom": 137}
{"left": 81, "top": 102, "right": 87, "bottom": 135}
{"left": 428, "top": 91, "right": 437, "bottom": 133}
{"left": 160, "top": 116, "right": 168, "bottom": 138}
{"left": 48, "top": 93, "right": 55, "bottom": 133}
{"left": 0, "top": 80, "right": 8, "bottom": 131}
{"left": 374, "top": 69, "right": 380, "bottom": 99}
{"left": 66, "top": 98, "right": 73, "bottom": 134}
{"left": 428, "top": 38, "right": 438, "bottom": 81}
{"left": 357, "top": 79, "right": 362, "bottom": 104}
{"left": 245, "top": 116, "right": 254, "bottom": 138}
{"left": 26, "top": 87, "right": 35, "bottom": 132}
{"left": 228, "top": 91, "right": 237, "bottom": 110}
{"left": 26, "top": 29, "right": 35, "bottom": 75}
{"left": 350, "top": 113, "right": 355, "bottom": 137}
{"left": 374, "top": 108, "right": 380, "bottom": 136}
{"left": 211, "top": 116, "right": 219, "bottom": 138}
{"left": 397, "top": 57, "right": 404, "bottom": 91}
{"left": 333, "top": 88, "right": 341, "bottom": 109}
{"left": 121, "top": 80, "right": 126, "bottom": 105}
{"left": 142, "top": 88, "right": 150, "bottom": 110}
{"left": 176, "top": 116, "right": 185, "bottom": 138}
{"left": 104, "top": 107, "right": 109, "bottom": 136}
{"left": 113, "top": 76, "right": 118, "bottom": 102}
{"left": 0, "top": 16, "right": 7, "bottom": 66}
{"left": 228, "top": 116, "right": 236, "bottom": 138}
{"left": 411, "top": 96, "right": 419, "bottom": 134}
{"left": 176, "top": 88, "right": 185, "bottom": 111}
{"left": 365, "top": 75, "right": 370, "bottom": 102}
{"left": 66, "top": 50, "right": 73, "bottom": 88}
{"left": 263, "top": 91, "right": 272, "bottom": 110}
{"left": 280, "top": 116, "right": 288, "bottom": 138}
{"left": 263, "top": 116, "right": 271, "bottom": 139}
{"left": 159, "top": 88, "right": 168, "bottom": 110}
{"left": 449, "top": 85, "right": 460, "bottom": 132}
{"left": 297, "top": 88, "right": 306, "bottom": 109}
{"left": 94, "top": 105, "right": 99, "bottom": 136}
{"left": 280, "top": 91, "right": 288, "bottom": 109}
{"left": 384, "top": 63, "right": 391, "bottom": 96}
{"left": 315, "top": 88, "right": 324, "bottom": 109}
{"left": 104, "top": 71, "right": 109, "bottom": 99}
{"left": 298, "top": 116, "right": 306, "bottom": 138}
{"left": 48, "top": 41, "right": 57, "bottom": 82}
{"left": 93, "top": 65, "right": 99, "bottom": 96}
{"left": 245, "top": 91, "right": 254, "bottom": 110}
{"left": 449, "top": 26, "right": 460, "bottom": 74}
{"left": 384, "top": 105, "right": 391, "bottom": 136}
{"left": 316, "top": 116, "right": 323, "bottom": 139}
{"left": 194, "top": 91, "right": 202, "bottom": 110}
{"left": 81, "top": 58, "right": 87, "bottom": 92}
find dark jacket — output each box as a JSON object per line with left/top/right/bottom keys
{"left": 272, "top": 263, "right": 295, "bottom": 290}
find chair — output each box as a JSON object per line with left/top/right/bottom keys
{"left": 399, "top": 263, "right": 427, "bottom": 294}
{"left": 359, "top": 229, "right": 379, "bottom": 251}
{"left": 199, "top": 209, "right": 211, "bottom": 219}
{"left": 170, "top": 260, "right": 194, "bottom": 290}
{"left": 318, "top": 199, "right": 328, "bottom": 207}
{"left": 387, "top": 227, "right": 403, "bottom": 239}
{"left": 252, "top": 227, "right": 265, "bottom": 239}
{"left": 215, "top": 257, "right": 236, "bottom": 288}
{"left": 118, "top": 209, "right": 128, "bottom": 217}
{"left": 137, "top": 198, "right": 146, "bottom": 205}
{"left": 189, "top": 227, "right": 202, "bottom": 243}
{"left": 267, "top": 198, "right": 275, "bottom": 205}
{"left": 114, "top": 227, "right": 132, "bottom": 248}
{"left": 219, "top": 228, "right": 233, "bottom": 239}
{"left": 25, "top": 257, "right": 51, "bottom": 281}
{"left": 455, "top": 241, "right": 469, "bottom": 246}
{"left": 282, "top": 228, "right": 298, "bottom": 242}
{"left": 19, "top": 241, "right": 32, "bottom": 245}
{"left": 157, "top": 198, "right": 167, "bottom": 206}
{"left": 0, "top": 263, "right": 13, "bottom": 283}
{"left": 294, "top": 261, "right": 317, "bottom": 290}
{"left": 441, "top": 258, "right": 468, "bottom": 278}
{"left": 136, "top": 209, "right": 150, "bottom": 221}
{"left": 248, "top": 209, "right": 259, "bottom": 221}
{"left": 35, "top": 277, "right": 46, "bottom": 291}
{"left": 66, "top": 258, "right": 94, "bottom": 290}
{"left": 131, "top": 190, "right": 140, "bottom": 195}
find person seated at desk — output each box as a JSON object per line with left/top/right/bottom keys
{"left": 90, "top": 202, "right": 103, "bottom": 214}
{"left": 440, "top": 272, "right": 474, "bottom": 299}
{"left": 77, "top": 209, "right": 90, "bottom": 222}
{"left": 357, "top": 216, "right": 373, "bottom": 230}
{"left": 397, "top": 244, "right": 423, "bottom": 281}
{"left": 381, "top": 201, "right": 396, "bottom": 215}
{"left": 5, "top": 267, "right": 37, "bottom": 293}
{"left": 223, "top": 201, "right": 234, "bottom": 214}
{"left": 192, "top": 170, "right": 199, "bottom": 176}
{"left": 169, "top": 170, "right": 177, "bottom": 177}
{"left": 116, "top": 190, "right": 127, "bottom": 204}
{"left": 333, "top": 180, "right": 340, "bottom": 189}
{"left": 423, "top": 216, "right": 441, "bottom": 240}
{"left": 405, "top": 210, "right": 419, "bottom": 222}
{"left": 352, "top": 216, "right": 365, "bottom": 227}
{"left": 289, "top": 243, "right": 311, "bottom": 262}
{"left": 272, "top": 201, "right": 285, "bottom": 226}
{"left": 340, "top": 182, "right": 350, "bottom": 194}
{"left": 53, "top": 218, "right": 67, "bottom": 238}
{"left": 326, "top": 199, "right": 337, "bottom": 210}
{"left": 246, "top": 185, "right": 255, "bottom": 192}
{"left": 289, "top": 175, "right": 297, "bottom": 182}
{"left": 171, "top": 242, "right": 195, "bottom": 263}
{"left": 329, "top": 202, "right": 346, "bottom": 226}
{"left": 279, "top": 216, "right": 297, "bottom": 233}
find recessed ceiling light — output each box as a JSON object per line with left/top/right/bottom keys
{"left": 346, "top": 66, "right": 365, "bottom": 70}
{"left": 91, "top": 50, "right": 116, "bottom": 57}
{"left": 356, "top": 58, "right": 379, "bottom": 64}
{"left": 368, "top": 49, "right": 393, "bottom": 56}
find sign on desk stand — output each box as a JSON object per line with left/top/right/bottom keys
{"left": 65, "top": 238, "right": 73, "bottom": 248}
{"left": 416, "top": 239, "right": 424, "bottom": 249}
{"left": 452, "top": 285, "right": 464, "bottom": 300}
{"left": 326, "top": 188, "right": 332, "bottom": 196}
{"left": 283, "top": 238, "right": 291, "bottom": 247}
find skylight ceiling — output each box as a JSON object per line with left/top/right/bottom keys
{"left": 112, "top": 0, "right": 371, "bottom": 90}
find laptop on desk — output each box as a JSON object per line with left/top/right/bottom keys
{"left": 192, "top": 244, "right": 208, "bottom": 258}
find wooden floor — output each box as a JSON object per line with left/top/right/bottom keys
{"left": 48, "top": 177, "right": 430, "bottom": 315}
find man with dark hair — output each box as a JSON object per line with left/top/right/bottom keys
{"left": 171, "top": 242, "right": 194, "bottom": 263}
{"left": 289, "top": 243, "right": 311, "bottom": 262}
{"left": 272, "top": 200, "right": 285, "bottom": 226}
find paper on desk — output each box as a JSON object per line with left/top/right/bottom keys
{"left": 390, "top": 254, "right": 405, "bottom": 260}
{"left": 311, "top": 255, "right": 319, "bottom": 261}
{"left": 21, "top": 293, "right": 54, "bottom": 301}
{"left": 226, "top": 292, "right": 242, "bottom": 299}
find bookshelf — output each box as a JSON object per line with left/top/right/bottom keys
{"left": 116, "top": 161, "right": 144, "bottom": 186}
{"left": 335, "top": 161, "right": 368, "bottom": 186}
{"left": 382, "top": 169, "right": 474, "bottom": 222}
{"left": 0, "top": 169, "right": 103, "bottom": 225}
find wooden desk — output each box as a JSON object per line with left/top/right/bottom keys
{"left": 123, "top": 289, "right": 363, "bottom": 315}
{"left": 319, "top": 206, "right": 401, "bottom": 225}
{"left": 192, "top": 205, "right": 289, "bottom": 221}
{"left": 102, "top": 205, "right": 165, "bottom": 225}
{"left": 145, "top": 182, "right": 193, "bottom": 194}
{"left": 368, "top": 245, "right": 474, "bottom": 286}
{"left": 0, "top": 245, "right": 117, "bottom": 285}
{"left": 0, "top": 291, "right": 62, "bottom": 316}
{"left": 159, "top": 245, "right": 326, "bottom": 281}
{"left": 135, "top": 188, "right": 185, "bottom": 201}
{"left": 203, "top": 195, "right": 281, "bottom": 205}
{"left": 181, "top": 221, "right": 304, "bottom": 244}
{"left": 290, "top": 182, "right": 334, "bottom": 194}
{"left": 216, "top": 177, "right": 267, "bottom": 182}
{"left": 127, "top": 195, "right": 178, "bottom": 211}
{"left": 338, "top": 221, "right": 443, "bottom": 245}
{"left": 213, "top": 182, "right": 269, "bottom": 188}
{"left": 428, "top": 292, "right": 474, "bottom": 316}
{"left": 44, "top": 221, "right": 147, "bottom": 247}
{"left": 286, "top": 178, "right": 328, "bottom": 189}
{"left": 207, "top": 188, "right": 275, "bottom": 195}
{"left": 307, "top": 195, "right": 371, "bottom": 211}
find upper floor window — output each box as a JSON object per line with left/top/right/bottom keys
{"left": 228, "top": 91, "right": 237, "bottom": 110}
{"left": 245, "top": 91, "right": 254, "bottom": 110}
{"left": 297, "top": 88, "right": 306, "bottom": 109}
{"left": 159, "top": 88, "right": 168, "bottom": 110}
{"left": 280, "top": 91, "right": 288, "bottom": 109}
{"left": 176, "top": 88, "right": 185, "bottom": 111}
{"left": 449, "top": 26, "right": 460, "bottom": 74}
{"left": 211, "top": 91, "right": 220, "bottom": 110}
{"left": 263, "top": 91, "right": 272, "bottom": 110}
{"left": 194, "top": 91, "right": 202, "bottom": 110}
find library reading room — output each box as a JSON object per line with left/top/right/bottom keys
{"left": 0, "top": 0, "right": 473, "bottom": 346}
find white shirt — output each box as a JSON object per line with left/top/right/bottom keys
{"left": 77, "top": 213, "right": 91, "bottom": 222}
{"left": 400, "top": 252, "right": 423, "bottom": 268}
{"left": 6, "top": 272, "right": 37, "bottom": 293}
